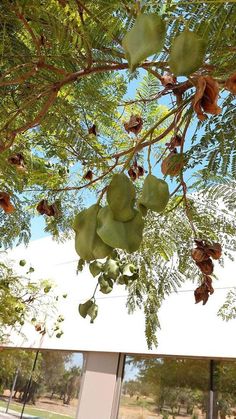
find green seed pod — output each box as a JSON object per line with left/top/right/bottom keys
{"left": 73, "top": 204, "right": 113, "bottom": 261}
{"left": 122, "top": 14, "right": 166, "bottom": 72}
{"left": 19, "top": 259, "right": 27, "bottom": 267}
{"left": 122, "top": 263, "right": 138, "bottom": 277}
{"left": 97, "top": 206, "right": 144, "bottom": 253}
{"left": 169, "top": 30, "right": 206, "bottom": 76}
{"left": 98, "top": 275, "right": 113, "bottom": 294}
{"left": 104, "top": 259, "right": 120, "bottom": 280}
{"left": 89, "top": 260, "right": 104, "bottom": 277}
{"left": 78, "top": 300, "right": 94, "bottom": 318}
{"left": 87, "top": 302, "right": 98, "bottom": 323}
{"left": 107, "top": 173, "right": 136, "bottom": 222}
{"left": 138, "top": 174, "right": 169, "bottom": 215}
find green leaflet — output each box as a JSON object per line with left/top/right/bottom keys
{"left": 122, "top": 14, "right": 166, "bottom": 72}
{"left": 138, "top": 174, "right": 169, "bottom": 215}
{"left": 97, "top": 206, "right": 144, "bottom": 253}
{"left": 73, "top": 204, "right": 113, "bottom": 261}
{"left": 107, "top": 173, "right": 136, "bottom": 222}
{"left": 169, "top": 30, "right": 207, "bottom": 76}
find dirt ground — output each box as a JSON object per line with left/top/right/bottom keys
{"left": 3, "top": 391, "right": 78, "bottom": 417}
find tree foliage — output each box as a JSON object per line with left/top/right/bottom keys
{"left": 0, "top": 0, "right": 236, "bottom": 347}
{"left": 0, "top": 257, "right": 64, "bottom": 342}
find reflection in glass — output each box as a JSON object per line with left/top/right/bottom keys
{"left": 0, "top": 349, "right": 83, "bottom": 419}
{"left": 119, "top": 356, "right": 209, "bottom": 419}
{"left": 213, "top": 361, "right": 236, "bottom": 419}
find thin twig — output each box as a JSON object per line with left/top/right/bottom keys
{"left": 51, "top": 158, "right": 119, "bottom": 192}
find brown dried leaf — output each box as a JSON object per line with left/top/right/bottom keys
{"left": 124, "top": 115, "right": 143, "bottom": 135}
{"left": 225, "top": 73, "right": 236, "bottom": 95}
{"left": 0, "top": 192, "right": 15, "bottom": 213}
{"left": 192, "top": 76, "right": 221, "bottom": 121}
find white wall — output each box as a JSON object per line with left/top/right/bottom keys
{"left": 3, "top": 236, "right": 236, "bottom": 358}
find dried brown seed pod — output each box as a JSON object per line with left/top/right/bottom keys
{"left": 204, "top": 276, "right": 214, "bottom": 295}
{"left": 8, "top": 153, "right": 26, "bottom": 171}
{"left": 137, "top": 166, "right": 144, "bottom": 177}
{"left": 191, "top": 248, "right": 208, "bottom": 263}
{"left": 0, "top": 192, "right": 15, "bottom": 213}
{"left": 161, "top": 152, "right": 185, "bottom": 177}
{"left": 161, "top": 73, "right": 177, "bottom": 87}
{"left": 192, "top": 76, "right": 221, "bottom": 121}
{"left": 83, "top": 170, "right": 93, "bottom": 181}
{"left": 225, "top": 73, "right": 236, "bottom": 95}
{"left": 35, "top": 324, "right": 42, "bottom": 332}
{"left": 171, "top": 134, "right": 183, "bottom": 148}
{"left": 194, "top": 283, "right": 209, "bottom": 305}
{"left": 36, "top": 199, "right": 58, "bottom": 216}
{"left": 196, "top": 258, "right": 214, "bottom": 275}
{"left": 88, "top": 124, "right": 97, "bottom": 135}
{"left": 124, "top": 115, "right": 143, "bottom": 135}
{"left": 206, "top": 242, "right": 222, "bottom": 260}
{"left": 194, "top": 276, "right": 214, "bottom": 305}
{"left": 194, "top": 239, "right": 205, "bottom": 249}
{"left": 128, "top": 167, "right": 137, "bottom": 181}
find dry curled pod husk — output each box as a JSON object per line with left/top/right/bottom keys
{"left": 124, "top": 115, "right": 143, "bottom": 135}
{"left": 192, "top": 76, "right": 221, "bottom": 121}
{"left": 204, "top": 275, "right": 214, "bottom": 295}
{"left": 137, "top": 166, "right": 144, "bottom": 177}
{"left": 161, "top": 151, "right": 185, "bottom": 177}
{"left": 194, "top": 283, "right": 209, "bottom": 305}
{"left": 128, "top": 167, "right": 137, "bottom": 181}
{"left": 8, "top": 153, "right": 26, "bottom": 171}
{"left": 37, "top": 199, "right": 58, "bottom": 217}
{"left": 88, "top": 124, "right": 97, "bottom": 135}
{"left": 0, "top": 192, "right": 15, "bottom": 213}
{"left": 191, "top": 248, "right": 208, "bottom": 263}
{"left": 206, "top": 242, "right": 222, "bottom": 260}
{"left": 83, "top": 170, "right": 93, "bottom": 181}
{"left": 196, "top": 258, "right": 214, "bottom": 275}
{"left": 161, "top": 73, "right": 177, "bottom": 87}
{"left": 171, "top": 134, "right": 183, "bottom": 148}
{"left": 194, "top": 276, "right": 214, "bottom": 305}
{"left": 225, "top": 73, "right": 236, "bottom": 95}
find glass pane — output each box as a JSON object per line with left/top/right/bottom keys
{"left": 119, "top": 356, "right": 209, "bottom": 419}
{"left": 0, "top": 348, "right": 84, "bottom": 419}
{"left": 213, "top": 360, "right": 236, "bottom": 419}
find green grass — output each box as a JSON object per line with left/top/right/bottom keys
{"left": 0, "top": 399, "right": 73, "bottom": 419}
